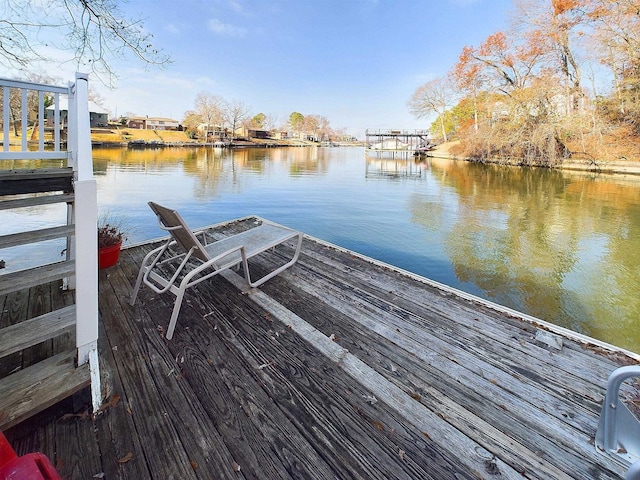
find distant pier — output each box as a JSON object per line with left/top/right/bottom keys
{"left": 365, "top": 129, "right": 433, "bottom": 153}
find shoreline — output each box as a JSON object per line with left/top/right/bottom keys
{"left": 88, "top": 135, "right": 640, "bottom": 177}
{"left": 429, "top": 143, "right": 640, "bottom": 177}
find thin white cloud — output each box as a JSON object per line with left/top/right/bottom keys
{"left": 164, "top": 23, "right": 181, "bottom": 34}
{"left": 228, "top": 0, "right": 244, "bottom": 14}
{"left": 207, "top": 18, "right": 247, "bottom": 37}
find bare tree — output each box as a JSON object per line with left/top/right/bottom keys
{"left": 262, "top": 113, "right": 277, "bottom": 131}
{"left": 302, "top": 114, "right": 331, "bottom": 141}
{"left": 223, "top": 100, "right": 251, "bottom": 140}
{"left": 408, "top": 77, "right": 457, "bottom": 142}
{"left": 586, "top": 0, "right": 640, "bottom": 119}
{"left": 194, "top": 92, "right": 224, "bottom": 142}
{"left": 0, "top": 0, "right": 170, "bottom": 85}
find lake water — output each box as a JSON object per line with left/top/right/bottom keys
{"left": 4, "top": 146, "right": 640, "bottom": 353}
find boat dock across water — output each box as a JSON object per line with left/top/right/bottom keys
{"left": 366, "top": 128, "right": 435, "bottom": 154}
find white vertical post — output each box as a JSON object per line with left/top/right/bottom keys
{"left": 65, "top": 80, "right": 78, "bottom": 288}
{"left": 71, "top": 73, "right": 102, "bottom": 411}
{"left": 2, "top": 87, "right": 9, "bottom": 152}
{"left": 72, "top": 73, "right": 93, "bottom": 181}
{"left": 21, "top": 89, "right": 27, "bottom": 151}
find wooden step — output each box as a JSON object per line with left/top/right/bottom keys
{"left": 0, "top": 350, "right": 90, "bottom": 430}
{"left": 0, "top": 225, "right": 75, "bottom": 249}
{"left": 0, "top": 305, "right": 75, "bottom": 358}
{"left": 0, "top": 168, "right": 74, "bottom": 195}
{"left": 0, "top": 261, "right": 75, "bottom": 296}
{"left": 0, "top": 193, "right": 75, "bottom": 211}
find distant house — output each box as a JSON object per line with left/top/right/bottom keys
{"left": 293, "top": 131, "right": 318, "bottom": 142}
{"left": 340, "top": 134, "right": 358, "bottom": 142}
{"left": 127, "top": 116, "right": 180, "bottom": 130}
{"left": 490, "top": 101, "right": 510, "bottom": 122}
{"left": 197, "top": 123, "right": 227, "bottom": 140}
{"left": 235, "top": 126, "right": 271, "bottom": 139}
{"left": 272, "top": 131, "right": 288, "bottom": 140}
{"left": 46, "top": 98, "right": 108, "bottom": 128}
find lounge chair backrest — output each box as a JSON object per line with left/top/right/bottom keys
{"left": 148, "top": 202, "right": 209, "bottom": 262}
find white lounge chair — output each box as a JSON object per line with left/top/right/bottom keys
{"left": 129, "top": 202, "right": 303, "bottom": 339}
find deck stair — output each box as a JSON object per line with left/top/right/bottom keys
{"left": 0, "top": 74, "right": 99, "bottom": 430}
{"left": 0, "top": 170, "right": 90, "bottom": 430}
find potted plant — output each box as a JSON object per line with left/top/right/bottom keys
{"left": 98, "top": 215, "right": 127, "bottom": 269}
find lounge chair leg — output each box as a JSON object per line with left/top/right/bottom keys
{"left": 247, "top": 232, "right": 303, "bottom": 288}
{"left": 166, "top": 288, "right": 186, "bottom": 340}
{"left": 129, "top": 266, "right": 146, "bottom": 306}
{"left": 130, "top": 244, "right": 168, "bottom": 306}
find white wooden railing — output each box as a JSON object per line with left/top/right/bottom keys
{"left": 0, "top": 73, "right": 101, "bottom": 413}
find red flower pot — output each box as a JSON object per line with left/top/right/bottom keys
{"left": 98, "top": 241, "right": 122, "bottom": 269}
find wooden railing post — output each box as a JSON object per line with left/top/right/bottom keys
{"left": 69, "top": 73, "right": 101, "bottom": 411}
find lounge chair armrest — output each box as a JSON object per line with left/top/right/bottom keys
{"left": 143, "top": 246, "right": 198, "bottom": 294}
{"left": 181, "top": 244, "right": 247, "bottom": 287}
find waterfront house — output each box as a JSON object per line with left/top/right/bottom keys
{"left": 234, "top": 125, "right": 271, "bottom": 139}
{"left": 127, "top": 116, "right": 180, "bottom": 130}
{"left": 196, "top": 122, "right": 227, "bottom": 140}
{"left": 45, "top": 98, "right": 108, "bottom": 128}
{"left": 272, "top": 130, "right": 289, "bottom": 140}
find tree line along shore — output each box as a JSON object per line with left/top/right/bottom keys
{"left": 89, "top": 127, "right": 326, "bottom": 148}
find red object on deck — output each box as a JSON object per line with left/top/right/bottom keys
{"left": 0, "top": 431, "right": 61, "bottom": 480}
{"left": 0, "top": 434, "right": 17, "bottom": 470}
{"left": 98, "top": 240, "right": 122, "bottom": 269}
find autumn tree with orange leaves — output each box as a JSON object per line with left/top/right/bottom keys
{"left": 411, "top": 0, "right": 640, "bottom": 165}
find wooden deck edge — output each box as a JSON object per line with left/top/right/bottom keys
{"left": 297, "top": 230, "right": 640, "bottom": 361}
{"left": 0, "top": 350, "right": 90, "bottom": 430}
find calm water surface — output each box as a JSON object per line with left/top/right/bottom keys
{"left": 4, "top": 146, "right": 640, "bottom": 352}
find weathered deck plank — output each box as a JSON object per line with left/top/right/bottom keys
{"left": 95, "top": 318, "right": 152, "bottom": 480}
{"left": 269, "top": 251, "right": 606, "bottom": 416}
{"left": 4, "top": 217, "right": 637, "bottom": 480}
{"left": 254, "top": 242, "right": 625, "bottom": 479}
{"left": 270, "top": 239, "right": 625, "bottom": 402}
{"left": 201, "top": 274, "right": 520, "bottom": 478}
{"left": 182, "top": 277, "right": 480, "bottom": 479}
{"left": 259, "top": 272, "right": 602, "bottom": 478}
{"left": 96, "top": 263, "right": 200, "bottom": 479}
{"left": 101, "top": 249, "right": 249, "bottom": 479}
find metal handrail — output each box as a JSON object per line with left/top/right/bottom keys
{"left": 596, "top": 365, "right": 640, "bottom": 478}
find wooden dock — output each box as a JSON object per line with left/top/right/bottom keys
{"left": 366, "top": 129, "right": 432, "bottom": 152}
{"left": 3, "top": 217, "right": 638, "bottom": 479}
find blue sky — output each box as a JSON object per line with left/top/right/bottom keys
{"left": 66, "top": 0, "right": 513, "bottom": 137}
